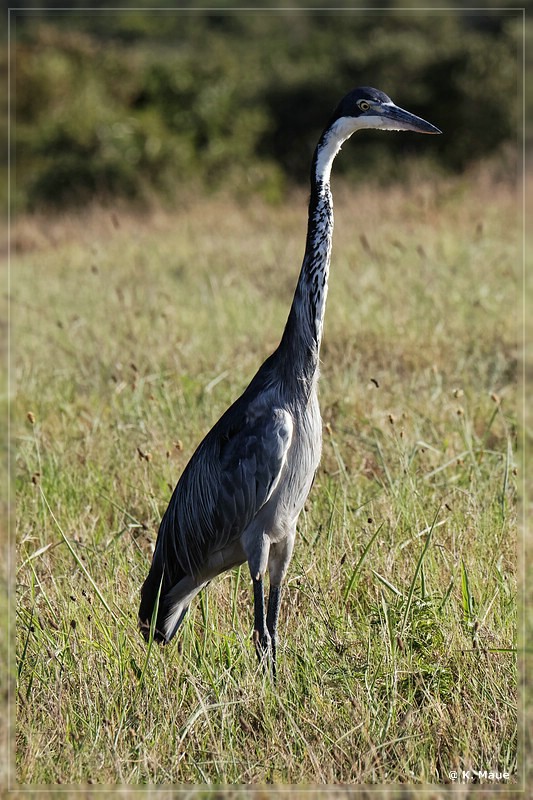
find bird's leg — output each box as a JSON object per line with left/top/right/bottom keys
{"left": 252, "top": 576, "right": 272, "bottom": 672}
{"left": 266, "top": 584, "right": 281, "bottom": 681}
{"left": 264, "top": 535, "right": 293, "bottom": 681}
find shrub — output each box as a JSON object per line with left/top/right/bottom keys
{"left": 11, "top": 9, "right": 520, "bottom": 210}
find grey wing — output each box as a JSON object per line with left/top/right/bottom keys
{"left": 217, "top": 405, "right": 293, "bottom": 536}
{"left": 157, "top": 401, "right": 293, "bottom": 578}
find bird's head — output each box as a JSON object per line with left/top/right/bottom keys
{"left": 331, "top": 86, "right": 441, "bottom": 136}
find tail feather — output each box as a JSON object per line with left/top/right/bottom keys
{"left": 138, "top": 542, "right": 183, "bottom": 643}
{"left": 139, "top": 562, "right": 168, "bottom": 643}
{"left": 139, "top": 554, "right": 206, "bottom": 644}
{"left": 161, "top": 576, "right": 208, "bottom": 642}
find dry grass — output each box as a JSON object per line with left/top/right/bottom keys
{"left": 12, "top": 165, "right": 520, "bottom": 786}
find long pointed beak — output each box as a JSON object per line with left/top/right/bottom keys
{"left": 382, "top": 104, "right": 441, "bottom": 134}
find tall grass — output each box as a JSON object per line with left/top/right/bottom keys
{"left": 13, "top": 167, "right": 518, "bottom": 785}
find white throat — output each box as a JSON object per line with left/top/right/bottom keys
{"left": 314, "top": 117, "right": 361, "bottom": 185}
{"left": 314, "top": 112, "right": 407, "bottom": 185}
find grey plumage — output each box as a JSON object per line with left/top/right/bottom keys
{"left": 139, "top": 87, "right": 440, "bottom": 676}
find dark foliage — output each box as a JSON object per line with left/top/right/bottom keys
{"left": 11, "top": 6, "right": 521, "bottom": 209}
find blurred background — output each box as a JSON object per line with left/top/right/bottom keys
{"left": 5, "top": 0, "right": 528, "bottom": 213}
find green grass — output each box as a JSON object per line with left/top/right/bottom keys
{"left": 13, "top": 167, "right": 518, "bottom": 785}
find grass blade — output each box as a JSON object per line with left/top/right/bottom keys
{"left": 400, "top": 505, "right": 440, "bottom": 637}
{"left": 343, "top": 522, "right": 384, "bottom": 602}
{"left": 372, "top": 570, "right": 402, "bottom": 597}
{"left": 38, "top": 485, "right": 116, "bottom": 620}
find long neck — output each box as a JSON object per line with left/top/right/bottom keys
{"left": 278, "top": 119, "right": 352, "bottom": 387}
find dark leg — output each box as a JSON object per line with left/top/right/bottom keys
{"left": 252, "top": 577, "right": 272, "bottom": 670}
{"left": 266, "top": 585, "right": 281, "bottom": 681}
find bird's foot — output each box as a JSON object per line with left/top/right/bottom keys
{"left": 139, "top": 618, "right": 167, "bottom": 645}
{"left": 253, "top": 629, "right": 276, "bottom": 680}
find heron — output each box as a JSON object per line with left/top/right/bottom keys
{"left": 139, "top": 87, "right": 440, "bottom": 677}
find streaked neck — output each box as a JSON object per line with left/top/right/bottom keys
{"left": 278, "top": 116, "right": 358, "bottom": 390}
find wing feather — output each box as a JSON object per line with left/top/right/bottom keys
{"left": 156, "top": 395, "right": 293, "bottom": 580}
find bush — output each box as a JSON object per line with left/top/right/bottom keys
{"left": 12, "top": 9, "right": 520, "bottom": 210}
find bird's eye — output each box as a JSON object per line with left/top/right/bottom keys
{"left": 358, "top": 100, "right": 371, "bottom": 112}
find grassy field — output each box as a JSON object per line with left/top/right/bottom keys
{"left": 13, "top": 165, "right": 519, "bottom": 786}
